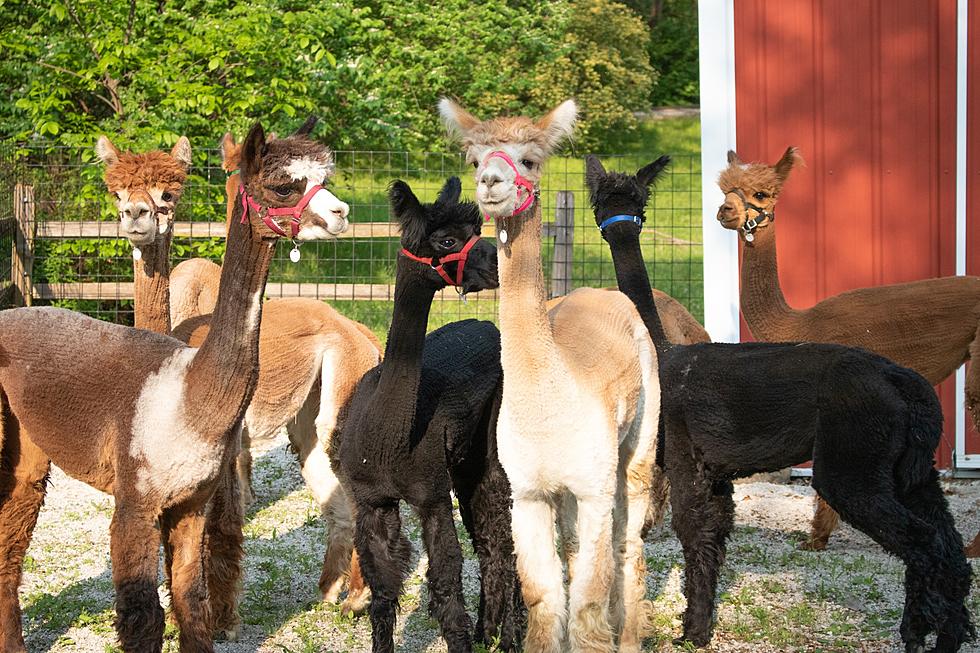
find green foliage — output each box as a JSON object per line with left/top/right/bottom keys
{"left": 647, "top": 0, "right": 699, "bottom": 106}
{"left": 1, "top": 0, "right": 659, "bottom": 153}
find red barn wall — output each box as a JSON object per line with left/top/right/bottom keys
{"left": 732, "top": 0, "right": 963, "bottom": 467}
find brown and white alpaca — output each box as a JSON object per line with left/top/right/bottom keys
{"left": 440, "top": 98, "right": 661, "bottom": 653}
{"left": 0, "top": 122, "right": 347, "bottom": 653}
{"left": 169, "top": 130, "right": 378, "bottom": 610}
{"left": 717, "top": 147, "right": 980, "bottom": 552}
{"left": 95, "top": 135, "right": 192, "bottom": 334}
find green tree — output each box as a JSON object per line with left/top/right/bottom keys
{"left": 624, "top": 0, "right": 699, "bottom": 106}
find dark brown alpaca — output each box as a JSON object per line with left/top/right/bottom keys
{"left": 95, "top": 135, "right": 191, "bottom": 334}
{"left": 717, "top": 148, "right": 980, "bottom": 553}
{"left": 0, "top": 122, "right": 342, "bottom": 653}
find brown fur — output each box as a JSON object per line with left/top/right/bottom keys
{"left": 103, "top": 151, "right": 188, "bottom": 196}
{"left": 966, "top": 530, "right": 980, "bottom": 558}
{"left": 718, "top": 147, "right": 980, "bottom": 552}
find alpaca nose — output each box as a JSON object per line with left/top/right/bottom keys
{"left": 480, "top": 171, "right": 502, "bottom": 188}
{"left": 717, "top": 202, "right": 736, "bottom": 219}
{"left": 332, "top": 202, "right": 350, "bottom": 219}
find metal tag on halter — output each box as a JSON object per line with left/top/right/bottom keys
{"left": 499, "top": 229, "right": 508, "bottom": 244}
{"left": 132, "top": 246, "right": 142, "bottom": 261}
{"left": 289, "top": 243, "right": 301, "bottom": 263}
{"left": 744, "top": 231, "right": 755, "bottom": 242}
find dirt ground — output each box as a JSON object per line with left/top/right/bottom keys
{"left": 17, "top": 433, "right": 980, "bottom": 652}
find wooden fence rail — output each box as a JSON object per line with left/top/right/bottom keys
{"left": 11, "top": 184, "right": 575, "bottom": 304}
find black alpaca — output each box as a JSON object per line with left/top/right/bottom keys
{"left": 585, "top": 155, "right": 976, "bottom": 652}
{"left": 330, "top": 178, "right": 523, "bottom": 653}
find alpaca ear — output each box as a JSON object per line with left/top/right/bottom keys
{"left": 584, "top": 155, "right": 606, "bottom": 193}
{"left": 170, "top": 136, "right": 192, "bottom": 171}
{"left": 95, "top": 136, "right": 120, "bottom": 166}
{"left": 220, "top": 133, "right": 241, "bottom": 173}
{"left": 389, "top": 180, "right": 423, "bottom": 222}
{"left": 438, "top": 98, "right": 480, "bottom": 140}
{"left": 240, "top": 122, "right": 267, "bottom": 183}
{"left": 774, "top": 146, "right": 803, "bottom": 181}
{"left": 727, "top": 150, "right": 742, "bottom": 165}
{"left": 293, "top": 115, "right": 318, "bottom": 137}
{"left": 435, "top": 176, "right": 462, "bottom": 207}
{"left": 535, "top": 99, "right": 577, "bottom": 150}
{"left": 636, "top": 155, "right": 670, "bottom": 189}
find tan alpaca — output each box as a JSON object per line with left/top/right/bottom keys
{"left": 95, "top": 135, "right": 192, "bottom": 334}
{"left": 0, "top": 123, "right": 348, "bottom": 653}
{"left": 441, "top": 99, "right": 661, "bottom": 653}
{"left": 717, "top": 147, "right": 980, "bottom": 553}
{"left": 169, "top": 131, "right": 378, "bottom": 611}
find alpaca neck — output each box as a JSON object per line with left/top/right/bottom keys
{"left": 183, "top": 200, "right": 274, "bottom": 438}
{"left": 740, "top": 224, "right": 800, "bottom": 337}
{"left": 605, "top": 229, "right": 670, "bottom": 355}
{"left": 132, "top": 235, "right": 172, "bottom": 335}
{"left": 374, "top": 260, "right": 437, "bottom": 415}
{"left": 496, "top": 200, "right": 560, "bottom": 377}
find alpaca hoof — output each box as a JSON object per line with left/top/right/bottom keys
{"left": 340, "top": 588, "right": 371, "bottom": 616}
{"left": 799, "top": 538, "right": 827, "bottom": 552}
{"left": 215, "top": 625, "right": 241, "bottom": 642}
{"left": 321, "top": 585, "right": 343, "bottom": 604}
{"left": 674, "top": 633, "right": 710, "bottom": 649}
{"left": 904, "top": 642, "right": 925, "bottom": 653}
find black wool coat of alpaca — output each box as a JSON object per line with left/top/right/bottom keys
{"left": 585, "top": 155, "right": 976, "bottom": 653}
{"left": 329, "top": 178, "right": 523, "bottom": 653}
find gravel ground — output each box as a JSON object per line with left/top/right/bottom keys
{"left": 18, "top": 432, "right": 980, "bottom": 652}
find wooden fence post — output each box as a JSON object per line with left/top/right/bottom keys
{"left": 12, "top": 183, "right": 35, "bottom": 306}
{"left": 549, "top": 190, "right": 574, "bottom": 299}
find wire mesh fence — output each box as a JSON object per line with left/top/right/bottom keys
{"left": 0, "top": 143, "right": 702, "bottom": 340}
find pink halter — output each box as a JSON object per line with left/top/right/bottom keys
{"left": 238, "top": 183, "right": 324, "bottom": 239}
{"left": 480, "top": 150, "right": 537, "bottom": 219}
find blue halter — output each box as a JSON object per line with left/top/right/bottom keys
{"left": 598, "top": 214, "right": 643, "bottom": 232}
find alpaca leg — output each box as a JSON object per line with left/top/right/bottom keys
{"left": 354, "top": 501, "right": 412, "bottom": 653}
{"left": 965, "top": 529, "right": 980, "bottom": 558}
{"left": 204, "top": 454, "right": 243, "bottom": 640}
{"left": 236, "top": 425, "right": 255, "bottom": 510}
{"left": 512, "top": 496, "right": 565, "bottom": 653}
{"left": 666, "top": 429, "right": 735, "bottom": 648}
{"left": 640, "top": 469, "right": 670, "bottom": 539}
{"left": 614, "top": 445, "right": 656, "bottom": 652}
{"left": 965, "top": 326, "right": 980, "bottom": 433}
{"left": 417, "top": 498, "right": 473, "bottom": 653}
{"left": 0, "top": 432, "right": 49, "bottom": 653}
{"left": 566, "top": 495, "right": 616, "bottom": 653}
{"left": 165, "top": 508, "right": 214, "bottom": 653}
{"left": 557, "top": 492, "right": 579, "bottom": 578}
{"left": 801, "top": 495, "right": 840, "bottom": 551}
{"left": 110, "top": 507, "right": 165, "bottom": 653}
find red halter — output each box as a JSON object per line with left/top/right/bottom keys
{"left": 400, "top": 234, "right": 481, "bottom": 286}
{"left": 480, "top": 150, "right": 537, "bottom": 219}
{"left": 238, "top": 183, "right": 325, "bottom": 239}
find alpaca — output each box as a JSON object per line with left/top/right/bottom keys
{"left": 331, "top": 176, "right": 523, "bottom": 653}
{"left": 440, "top": 99, "right": 660, "bottom": 653}
{"left": 95, "top": 135, "right": 191, "bottom": 334}
{"left": 169, "top": 127, "right": 377, "bottom": 613}
{"left": 586, "top": 155, "right": 976, "bottom": 650}
{"left": 717, "top": 147, "right": 980, "bottom": 551}
{"left": 0, "top": 122, "right": 349, "bottom": 653}
{"left": 967, "top": 530, "right": 980, "bottom": 558}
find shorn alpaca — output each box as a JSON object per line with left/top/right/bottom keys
{"left": 0, "top": 122, "right": 348, "bottom": 653}
{"left": 170, "top": 128, "right": 378, "bottom": 611}
{"left": 718, "top": 148, "right": 980, "bottom": 553}
{"left": 587, "top": 155, "right": 976, "bottom": 650}
{"left": 440, "top": 99, "right": 660, "bottom": 653}
{"left": 331, "top": 177, "right": 523, "bottom": 653}
{"left": 95, "top": 134, "right": 192, "bottom": 334}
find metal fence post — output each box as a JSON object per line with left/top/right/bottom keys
{"left": 549, "top": 190, "right": 574, "bottom": 299}
{"left": 12, "top": 183, "right": 35, "bottom": 306}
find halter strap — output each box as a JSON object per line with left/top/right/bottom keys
{"left": 598, "top": 214, "right": 643, "bottom": 232}
{"left": 481, "top": 151, "right": 538, "bottom": 219}
{"left": 731, "top": 188, "right": 775, "bottom": 240}
{"left": 400, "top": 234, "right": 481, "bottom": 287}
{"left": 238, "top": 183, "right": 324, "bottom": 239}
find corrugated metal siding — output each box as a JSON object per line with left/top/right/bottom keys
{"left": 733, "top": 0, "right": 960, "bottom": 466}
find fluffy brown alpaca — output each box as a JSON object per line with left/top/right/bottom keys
{"left": 0, "top": 122, "right": 345, "bottom": 653}
{"left": 95, "top": 135, "right": 191, "bottom": 333}
{"left": 170, "top": 128, "right": 376, "bottom": 612}
{"left": 441, "top": 98, "right": 661, "bottom": 653}
{"left": 717, "top": 147, "right": 980, "bottom": 552}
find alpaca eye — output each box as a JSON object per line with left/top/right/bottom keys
{"left": 521, "top": 159, "right": 534, "bottom": 168}
{"left": 113, "top": 192, "right": 120, "bottom": 199}
{"left": 440, "top": 238, "right": 456, "bottom": 249}
{"left": 274, "top": 186, "right": 293, "bottom": 198}
{"left": 161, "top": 191, "right": 173, "bottom": 202}
{"left": 753, "top": 191, "right": 768, "bottom": 201}
{"left": 471, "top": 162, "right": 479, "bottom": 169}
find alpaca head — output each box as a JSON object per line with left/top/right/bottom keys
{"left": 716, "top": 147, "right": 803, "bottom": 241}
{"left": 438, "top": 98, "right": 577, "bottom": 222}
{"left": 237, "top": 121, "right": 350, "bottom": 240}
{"left": 96, "top": 135, "right": 191, "bottom": 248}
{"left": 390, "top": 176, "right": 498, "bottom": 295}
{"left": 585, "top": 154, "right": 671, "bottom": 241}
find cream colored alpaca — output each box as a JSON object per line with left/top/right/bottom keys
{"left": 169, "top": 132, "right": 378, "bottom": 611}
{"left": 440, "top": 99, "right": 660, "bottom": 653}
